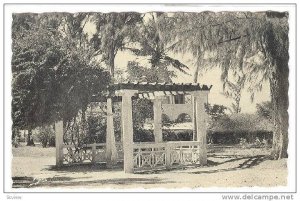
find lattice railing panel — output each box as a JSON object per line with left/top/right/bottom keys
{"left": 62, "top": 143, "right": 106, "bottom": 164}
{"left": 133, "top": 146, "right": 166, "bottom": 170}
{"left": 133, "top": 142, "right": 204, "bottom": 172}
{"left": 171, "top": 146, "right": 201, "bottom": 166}
{"left": 62, "top": 143, "right": 124, "bottom": 165}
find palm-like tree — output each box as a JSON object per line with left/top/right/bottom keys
{"left": 90, "top": 13, "right": 143, "bottom": 165}
{"left": 125, "top": 13, "right": 189, "bottom": 76}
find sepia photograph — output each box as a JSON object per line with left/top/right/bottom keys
{"left": 1, "top": 1, "right": 298, "bottom": 200}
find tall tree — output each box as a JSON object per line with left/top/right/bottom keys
{"left": 163, "top": 11, "right": 289, "bottom": 159}
{"left": 90, "top": 13, "right": 143, "bottom": 165}
{"left": 12, "top": 13, "right": 110, "bottom": 145}
{"left": 91, "top": 12, "right": 143, "bottom": 77}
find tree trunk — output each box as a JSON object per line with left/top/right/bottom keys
{"left": 192, "top": 64, "right": 200, "bottom": 141}
{"left": 270, "top": 58, "right": 289, "bottom": 159}
{"left": 26, "top": 128, "right": 34, "bottom": 146}
{"left": 109, "top": 47, "right": 115, "bottom": 77}
{"left": 108, "top": 13, "right": 117, "bottom": 78}
{"left": 106, "top": 13, "right": 118, "bottom": 165}
{"left": 192, "top": 49, "right": 205, "bottom": 140}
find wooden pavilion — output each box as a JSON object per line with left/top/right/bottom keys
{"left": 55, "top": 82, "right": 212, "bottom": 173}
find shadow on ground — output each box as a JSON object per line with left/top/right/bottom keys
{"left": 135, "top": 154, "right": 269, "bottom": 175}
{"left": 13, "top": 153, "right": 270, "bottom": 188}
{"left": 12, "top": 177, "right": 35, "bottom": 188}
{"left": 32, "top": 177, "right": 173, "bottom": 188}
{"left": 44, "top": 162, "right": 123, "bottom": 173}
{"left": 190, "top": 155, "right": 268, "bottom": 174}
{"left": 43, "top": 154, "right": 269, "bottom": 175}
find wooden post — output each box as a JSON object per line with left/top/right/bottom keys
{"left": 106, "top": 97, "right": 117, "bottom": 167}
{"left": 92, "top": 143, "right": 96, "bottom": 164}
{"left": 118, "top": 90, "right": 137, "bottom": 173}
{"left": 55, "top": 120, "right": 64, "bottom": 167}
{"left": 153, "top": 97, "right": 163, "bottom": 142}
{"left": 192, "top": 91, "right": 209, "bottom": 165}
{"left": 165, "top": 143, "right": 171, "bottom": 170}
{"left": 192, "top": 96, "right": 197, "bottom": 141}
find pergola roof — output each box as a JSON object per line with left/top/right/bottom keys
{"left": 92, "top": 82, "right": 212, "bottom": 102}
{"left": 109, "top": 82, "right": 213, "bottom": 92}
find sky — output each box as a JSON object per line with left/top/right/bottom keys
{"left": 83, "top": 17, "right": 271, "bottom": 114}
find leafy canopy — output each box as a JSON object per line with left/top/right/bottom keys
{"left": 12, "top": 13, "right": 110, "bottom": 129}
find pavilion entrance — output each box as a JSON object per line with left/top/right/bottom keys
{"left": 55, "top": 82, "right": 212, "bottom": 173}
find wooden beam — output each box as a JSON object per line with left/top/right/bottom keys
{"left": 119, "top": 90, "right": 138, "bottom": 173}
{"left": 192, "top": 91, "right": 209, "bottom": 166}
{"left": 153, "top": 97, "right": 163, "bottom": 143}
{"left": 55, "top": 120, "right": 64, "bottom": 167}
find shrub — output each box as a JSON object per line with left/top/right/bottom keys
{"left": 163, "top": 130, "right": 193, "bottom": 141}
{"left": 132, "top": 99, "right": 153, "bottom": 130}
{"left": 133, "top": 129, "right": 154, "bottom": 142}
{"left": 175, "top": 113, "right": 192, "bottom": 123}
{"left": 162, "top": 114, "right": 172, "bottom": 125}
{"left": 86, "top": 115, "right": 106, "bottom": 143}
{"left": 207, "top": 131, "right": 273, "bottom": 145}
{"left": 36, "top": 126, "right": 55, "bottom": 147}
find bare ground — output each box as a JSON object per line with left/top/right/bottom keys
{"left": 11, "top": 144, "right": 287, "bottom": 189}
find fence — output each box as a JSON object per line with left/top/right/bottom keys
{"left": 60, "top": 141, "right": 205, "bottom": 173}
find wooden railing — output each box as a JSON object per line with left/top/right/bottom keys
{"left": 133, "top": 141, "right": 204, "bottom": 172}
{"left": 62, "top": 142, "right": 123, "bottom": 165}
{"left": 61, "top": 141, "right": 205, "bottom": 172}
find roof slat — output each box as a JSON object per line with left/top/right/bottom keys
{"left": 109, "top": 82, "right": 212, "bottom": 92}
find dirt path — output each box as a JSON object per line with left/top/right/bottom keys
{"left": 11, "top": 146, "right": 287, "bottom": 189}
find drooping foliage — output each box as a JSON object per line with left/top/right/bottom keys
{"left": 12, "top": 13, "right": 110, "bottom": 131}
{"left": 162, "top": 11, "right": 289, "bottom": 158}
{"left": 222, "top": 73, "right": 246, "bottom": 113}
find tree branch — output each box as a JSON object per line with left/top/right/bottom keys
{"left": 217, "top": 34, "right": 249, "bottom": 45}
